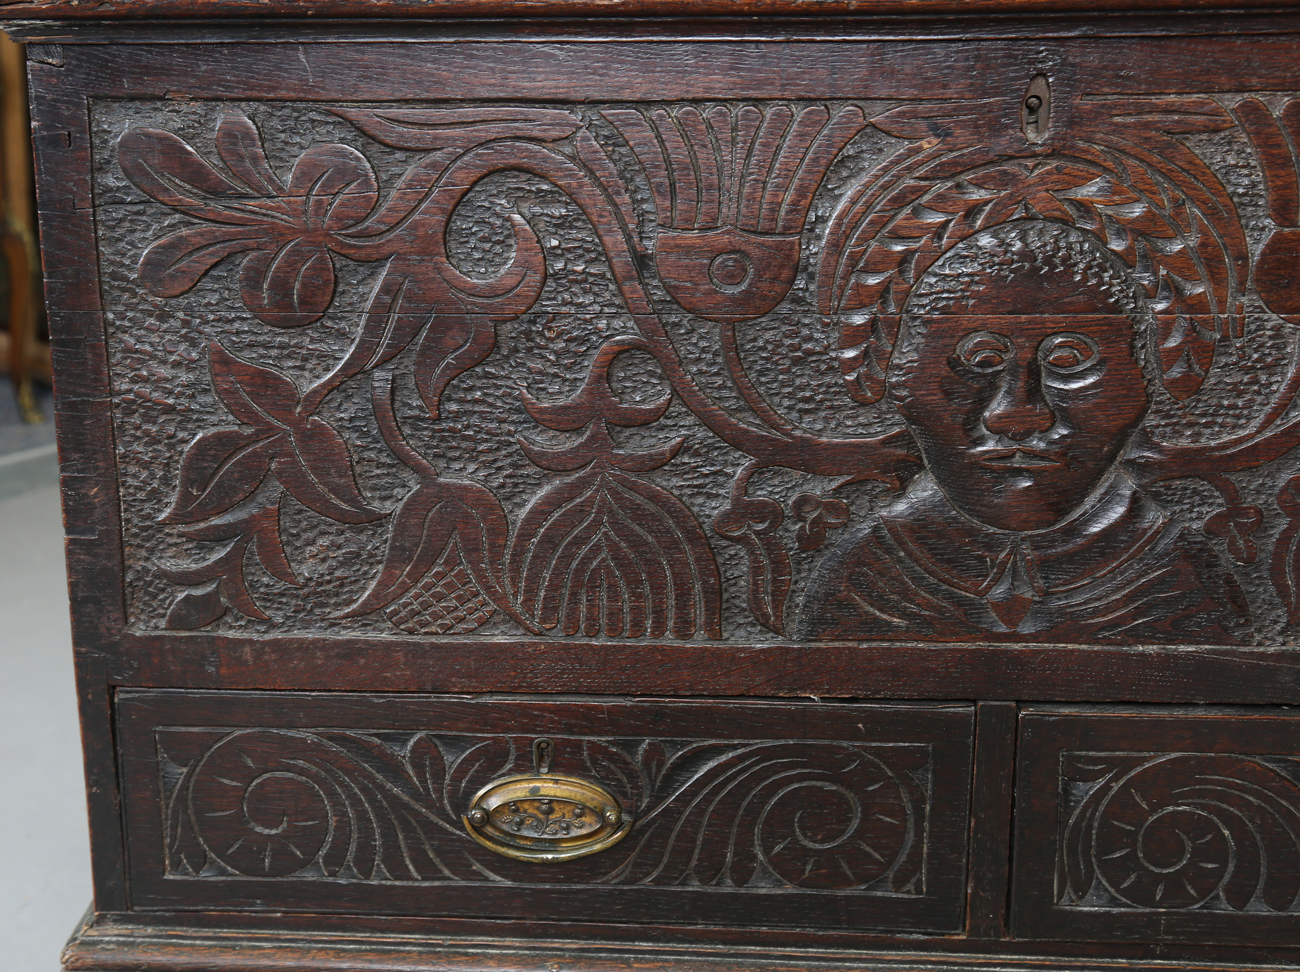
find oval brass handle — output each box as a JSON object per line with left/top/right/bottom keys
{"left": 463, "top": 774, "right": 630, "bottom": 863}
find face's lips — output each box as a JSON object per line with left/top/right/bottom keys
{"left": 977, "top": 448, "right": 1062, "bottom": 468}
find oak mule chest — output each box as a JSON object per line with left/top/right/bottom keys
{"left": 11, "top": 2, "right": 1300, "bottom": 969}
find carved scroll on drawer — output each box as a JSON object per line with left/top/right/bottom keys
{"left": 116, "top": 692, "right": 974, "bottom": 932}
{"left": 1013, "top": 708, "right": 1300, "bottom": 945}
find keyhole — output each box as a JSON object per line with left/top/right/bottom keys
{"left": 1022, "top": 75, "right": 1051, "bottom": 143}
{"left": 533, "top": 738, "right": 554, "bottom": 774}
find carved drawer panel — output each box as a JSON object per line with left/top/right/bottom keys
{"left": 1012, "top": 706, "right": 1300, "bottom": 945}
{"left": 117, "top": 692, "right": 973, "bottom": 932}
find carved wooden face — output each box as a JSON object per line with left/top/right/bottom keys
{"left": 890, "top": 262, "right": 1150, "bottom": 532}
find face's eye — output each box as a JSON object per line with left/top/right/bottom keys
{"left": 1038, "top": 332, "right": 1101, "bottom": 374}
{"left": 953, "top": 331, "right": 1013, "bottom": 373}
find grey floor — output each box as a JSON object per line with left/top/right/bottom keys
{"left": 0, "top": 381, "right": 93, "bottom": 971}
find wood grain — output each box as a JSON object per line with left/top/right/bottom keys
{"left": 4, "top": 0, "right": 1300, "bottom": 23}
{"left": 24, "top": 15, "right": 1300, "bottom": 972}
{"left": 1013, "top": 707, "right": 1300, "bottom": 945}
{"left": 116, "top": 693, "right": 974, "bottom": 932}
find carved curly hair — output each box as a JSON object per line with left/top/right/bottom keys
{"left": 888, "top": 219, "right": 1155, "bottom": 391}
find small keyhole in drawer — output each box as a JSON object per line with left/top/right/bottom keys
{"left": 534, "top": 737, "right": 555, "bottom": 774}
{"left": 1022, "top": 74, "right": 1051, "bottom": 143}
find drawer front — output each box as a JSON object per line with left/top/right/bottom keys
{"left": 118, "top": 692, "right": 973, "bottom": 932}
{"left": 1012, "top": 708, "right": 1300, "bottom": 945}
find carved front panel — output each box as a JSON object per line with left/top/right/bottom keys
{"left": 1013, "top": 709, "right": 1300, "bottom": 943}
{"left": 91, "top": 85, "right": 1300, "bottom": 648}
{"left": 117, "top": 693, "right": 973, "bottom": 930}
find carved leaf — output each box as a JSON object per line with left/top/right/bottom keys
{"left": 161, "top": 534, "right": 272, "bottom": 623}
{"left": 163, "top": 490, "right": 296, "bottom": 624}
{"left": 164, "top": 580, "right": 227, "bottom": 630}
{"left": 714, "top": 495, "right": 791, "bottom": 635}
{"left": 190, "top": 344, "right": 383, "bottom": 525}
{"left": 248, "top": 508, "right": 299, "bottom": 587}
{"left": 181, "top": 500, "right": 300, "bottom": 588}
{"left": 163, "top": 427, "right": 280, "bottom": 524}
{"left": 210, "top": 342, "right": 299, "bottom": 427}
{"left": 138, "top": 225, "right": 273, "bottom": 299}
{"left": 214, "top": 111, "right": 286, "bottom": 198}
{"left": 637, "top": 740, "right": 669, "bottom": 790}
{"left": 276, "top": 416, "right": 383, "bottom": 524}
{"left": 333, "top": 106, "right": 581, "bottom": 151}
{"left": 217, "top": 558, "right": 274, "bottom": 621}
{"left": 287, "top": 143, "right": 379, "bottom": 233}
{"left": 304, "top": 257, "right": 445, "bottom": 410}
{"left": 413, "top": 313, "right": 498, "bottom": 422}
{"left": 405, "top": 735, "right": 448, "bottom": 803}
{"left": 118, "top": 127, "right": 261, "bottom": 222}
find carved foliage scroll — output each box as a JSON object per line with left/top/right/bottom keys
{"left": 102, "top": 92, "right": 1300, "bottom": 644}
{"left": 158, "top": 727, "right": 929, "bottom": 893}
{"left": 1058, "top": 752, "right": 1300, "bottom": 913}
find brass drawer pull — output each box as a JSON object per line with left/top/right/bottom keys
{"left": 463, "top": 739, "right": 630, "bottom": 862}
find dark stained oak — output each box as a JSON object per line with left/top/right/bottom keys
{"left": 29, "top": 41, "right": 1300, "bottom": 656}
{"left": 16, "top": 9, "right": 1300, "bottom": 972}
{"left": 3, "top": 0, "right": 1299, "bottom": 20}
{"left": 115, "top": 692, "right": 974, "bottom": 932}
{"left": 967, "top": 702, "right": 1017, "bottom": 939}
{"left": 1013, "top": 707, "right": 1300, "bottom": 945}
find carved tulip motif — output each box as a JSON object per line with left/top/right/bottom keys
{"left": 114, "top": 94, "right": 1300, "bottom": 643}
{"left": 603, "top": 104, "right": 867, "bottom": 321}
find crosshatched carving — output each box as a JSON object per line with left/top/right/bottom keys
{"left": 93, "top": 94, "right": 1300, "bottom": 644}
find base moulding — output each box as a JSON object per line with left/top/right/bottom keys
{"left": 58, "top": 911, "right": 1300, "bottom": 972}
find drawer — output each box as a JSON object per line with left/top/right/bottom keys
{"left": 117, "top": 692, "right": 974, "bottom": 932}
{"left": 1012, "top": 707, "right": 1300, "bottom": 945}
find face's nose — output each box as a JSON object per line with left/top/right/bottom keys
{"left": 981, "top": 355, "right": 1055, "bottom": 440}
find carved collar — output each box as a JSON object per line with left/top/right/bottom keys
{"left": 880, "top": 472, "right": 1168, "bottom": 629}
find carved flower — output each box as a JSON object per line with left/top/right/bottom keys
{"left": 119, "top": 112, "right": 379, "bottom": 327}
{"left": 601, "top": 104, "right": 867, "bottom": 322}
{"left": 164, "top": 343, "right": 383, "bottom": 526}
{"left": 791, "top": 492, "right": 851, "bottom": 551}
{"left": 507, "top": 465, "right": 722, "bottom": 640}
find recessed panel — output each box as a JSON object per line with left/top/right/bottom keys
{"left": 118, "top": 691, "right": 973, "bottom": 932}
{"left": 90, "top": 86, "right": 1300, "bottom": 648}
{"left": 1013, "top": 707, "right": 1300, "bottom": 945}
